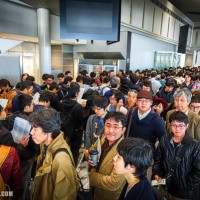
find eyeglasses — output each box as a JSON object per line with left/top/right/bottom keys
{"left": 190, "top": 105, "right": 200, "bottom": 109}
{"left": 137, "top": 99, "right": 151, "bottom": 103}
{"left": 92, "top": 106, "right": 102, "bottom": 111}
{"left": 105, "top": 124, "right": 123, "bottom": 131}
{"left": 170, "top": 124, "right": 186, "bottom": 129}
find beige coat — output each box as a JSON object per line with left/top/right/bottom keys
{"left": 32, "top": 132, "right": 79, "bottom": 200}
{"left": 90, "top": 135, "right": 125, "bottom": 200}
{"left": 166, "top": 109, "right": 200, "bottom": 140}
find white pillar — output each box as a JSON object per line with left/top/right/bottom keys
{"left": 37, "top": 8, "right": 51, "bottom": 77}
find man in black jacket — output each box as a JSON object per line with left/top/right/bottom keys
{"left": 152, "top": 111, "right": 200, "bottom": 200}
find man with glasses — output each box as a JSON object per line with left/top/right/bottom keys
{"left": 152, "top": 111, "right": 200, "bottom": 200}
{"left": 126, "top": 90, "right": 166, "bottom": 148}
{"left": 85, "top": 95, "right": 108, "bottom": 149}
{"left": 189, "top": 95, "right": 200, "bottom": 115}
{"left": 166, "top": 88, "right": 200, "bottom": 140}
{"left": 85, "top": 111, "right": 126, "bottom": 200}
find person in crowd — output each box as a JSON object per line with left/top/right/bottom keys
{"left": 30, "top": 108, "right": 79, "bottom": 200}
{"left": 140, "top": 79, "right": 156, "bottom": 98}
{"left": 15, "top": 73, "right": 29, "bottom": 90}
{"left": 126, "top": 89, "right": 138, "bottom": 111}
{"left": 0, "top": 144, "right": 23, "bottom": 200}
{"left": 159, "top": 74, "right": 166, "bottom": 86}
{"left": 181, "top": 72, "right": 195, "bottom": 91}
{"left": 85, "top": 111, "right": 126, "bottom": 200}
{"left": 57, "top": 73, "right": 65, "bottom": 88}
{"left": 152, "top": 98, "right": 168, "bottom": 120}
{"left": 99, "top": 76, "right": 111, "bottom": 95}
{"left": 114, "top": 138, "right": 156, "bottom": 200}
{"left": 189, "top": 95, "right": 200, "bottom": 115}
{"left": 33, "top": 91, "right": 51, "bottom": 111}
{"left": 150, "top": 72, "right": 162, "bottom": 95}
{"left": 65, "top": 70, "right": 72, "bottom": 77}
{"left": 152, "top": 111, "right": 200, "bottom": 200}
{"left": 166, "top": 88, "right": 200, "bottom": 140}
{"left": 126, "top": 90, "right": 166, "bottom": 148}
{"left": 157, "top": 78, "right": 176, "bottom": 105}
{"left": 40, "top": 74, "right": 54, "bottom": 91}
{"left": 107, "top": 90, "right": 128, "bottom": 115}
{"left": 61, "top": 82, "right": 84, "bottom": 165}
{"left": 85, "top": 95, "right": 108, "bottom": 149}
{"left": 26, "top": 75, "right": 41, "bottom": 94}
{"left": 12, "top": 80, "right": 34, "bottom": 113}
{"left": 0, "top": 79, "right": 18, "bottom": 116}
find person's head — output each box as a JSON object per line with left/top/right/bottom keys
{"left": 21, "top": 73, "right": 29, "bottom": 81}
{"left": 150, "top": 72, "right": 157, "bottom": 78}
{"left": 153, "top": 98, "right": 168, "bottom": 115}
{"left": 92, "top": 95, "right": 108, "bottom": 117}
{"left": 104, "top": 111, "right": 127, "bottom": 145}
{"left": 65, "top": 70, "right": 72, "bottom": 77}
{"left": 30, "top": 108, "right": 61, "bottom": 145}
{"left": 57, "top": 73, "right": 65, "bottom": 83}
{"left": 110, "top": 77, "right": 120, "bottom": 89}
{"left": 90, "top": 72, "right": 96, "bottom": 78}
{"left": 103, "top": 77, "right": 111, "bottom": 85}
{"left": 169, "top": 111, "right": 189, "bottom": 139}
{"left": 20, "top": 80, "right": 34, "bottom": 95}
{"left": 18, "top": 94, "right": 34, "bottom": 112}
{"left": 109, "top": 70, "right": 115, "bottom": 78}
{"left": 0, "top": 79, "right": 11, "bottom": 91}
{"left": 76, "top": 75, "right": 83, "bottom": 84}
{"left": 141, "top": 80, "right": 152, "bottom": 92}
{"left": 184, "top": 72, "right": 192, "bottom": 83}
{"left": 63, "top": 76, "right": 73, "bottom": 85}
{"left": 113, "top": 138, "right": 153, "bottom": 178}
{"left": 0, "top": 105, "right": 6, "bottom": 120}
{"left": 46, "top": 74, "right": 54, "bottom": 85}
{"left": 189, "top": 96, "right": 200, "bottom": 115}
{"left": 173, "top": 88, "right": 192, "bottom": 112}
{"left": 109, "top": 90, "right": 123, "bottom": 107}
{"left": 67, "top": 82, "right": 80, "bottom": 99}
{"left": 26, "top": 76, "right": 35, "bottom": 82}
{"left": 165, "top": 78, "right": 176, "bottom": 93}
{"left": 127, "top": 89, "right": 138, "bottom": 108}
{"left": 38, "top": 92, "right": 51, "bottom": 107}
{"left": 136, "top": 90, "right": 153, "bottom": 114}
{"left": 48, "top": 82, "right": 58, "bottom": 94}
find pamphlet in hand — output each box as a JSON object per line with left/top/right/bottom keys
{"left": 11, "top": 117, "right": 32, "bottom": 143}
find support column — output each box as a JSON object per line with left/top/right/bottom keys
{"left": 37, "top": 8, "right": 51, "bottom": 77}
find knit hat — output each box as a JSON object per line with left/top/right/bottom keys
{"left": 137, "top": 90, "right": 153, "bottom": 100}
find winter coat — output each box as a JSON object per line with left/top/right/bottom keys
{"left": 157, "top": 86, "right": 175, "bottom": 104}
{"left": 152, "top": 132, "right": 200, "bottom": 199}
{"left": 32, "top": 132, "right": 79, "bottom": 200}
{"left": 166, "top": 109, "right": 200, "bottom": 140}
{"left": 90, "top": 135, "right": 125, "bottom": 200}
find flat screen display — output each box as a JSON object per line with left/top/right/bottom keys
{"left": 60, "top": 0, "right": 121, "bottom": 41}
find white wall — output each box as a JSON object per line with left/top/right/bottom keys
{"left": 130, "top": 32, "right": 176, "bottom": 70}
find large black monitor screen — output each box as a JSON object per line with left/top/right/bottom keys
{"left": 177, "top": 24, "right": 189, "bottom": 54}
{"left": 60, "top": 0, "right": 121, "bottom": 41}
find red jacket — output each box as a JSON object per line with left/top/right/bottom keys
{"left": 0, "top": 146, "right": 23, "bottom": 200}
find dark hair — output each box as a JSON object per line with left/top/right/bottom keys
{"left": 190, "top": 95, "right": 200, "bottom": 104}
{"left": 57, "top": 73, "right": 65, "bottom": 78}
{"left": 26, "top": 76, "right": 35, "bottom": 82}
{"left": 42, "top": 73, "right": 49, "bottom": 81}
{"left": 18, "top": 94, "right": 33, "bottom": 111}
{"left": 67, "top": 82, "right": 80, "bottom": 98}
{"left": 0, "top": 105, "right": 3, "bottom": 112}
{"left": 103, "top": 77, "right": 111, "bottom": 84}
{"left": 65, "top": 71, "right": 71, "bottom": 76}
{"left": 110, "top": 90, "right": 123, "bottom": 103}
{"left": 93, "top": 95, "right": 108, "bottom": 109}
{"left": 22, "top": 73, "right": 29, "bottom": 79}
{"left": 48, "top": 82, "right": 58, "bottom": 91}
{"left": 166, "top": 78, "right": 176, "bottom": 87}
{"left": 90, "top": 72, "right": 96, "bottom": 78}
{"left": 142, "top": 80, "right": 152, "bottom": 88}
{"left": 0, "top": 79, "right": 11, "bottom": 87}
{"left": 150, "top": 72, "right": 157, "bottom": 78}
{"left": 76, "top": 75, "right": 83, "bottom": 83}
{"left": 63, "top": 76, "right": 73, "bottom": 84}
{"left": 104, "top": 111, "right": 127, "bottom": 127}
{"left": 39, "top": 92, "right": 51, "bottom": 102}
{"left": 117, "top": 138, "right": 153, "bottom": 178}
{"left": 30, "top": 108, "right": 61, "bottom": 139}
{"left": 169, "top": 111, "right": 188, "bottom": 125}
{"left": 20, "top": 80, "right": 34, "bottom": 91}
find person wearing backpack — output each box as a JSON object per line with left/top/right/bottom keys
{"left": 30, "top": 108, "right": 79, "bottom": 200}
{"left": 0, "top": 144, "right": 23, "bottom": 200}
{"left": 61, "top": 82, "right": 84, "bottom": 166}
{"left": 114, "top": 138, "right": 156, "bottom": 200}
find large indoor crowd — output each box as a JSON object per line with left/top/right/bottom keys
{"left": 0, "top": 66, "right": 200, "bottom": 200}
